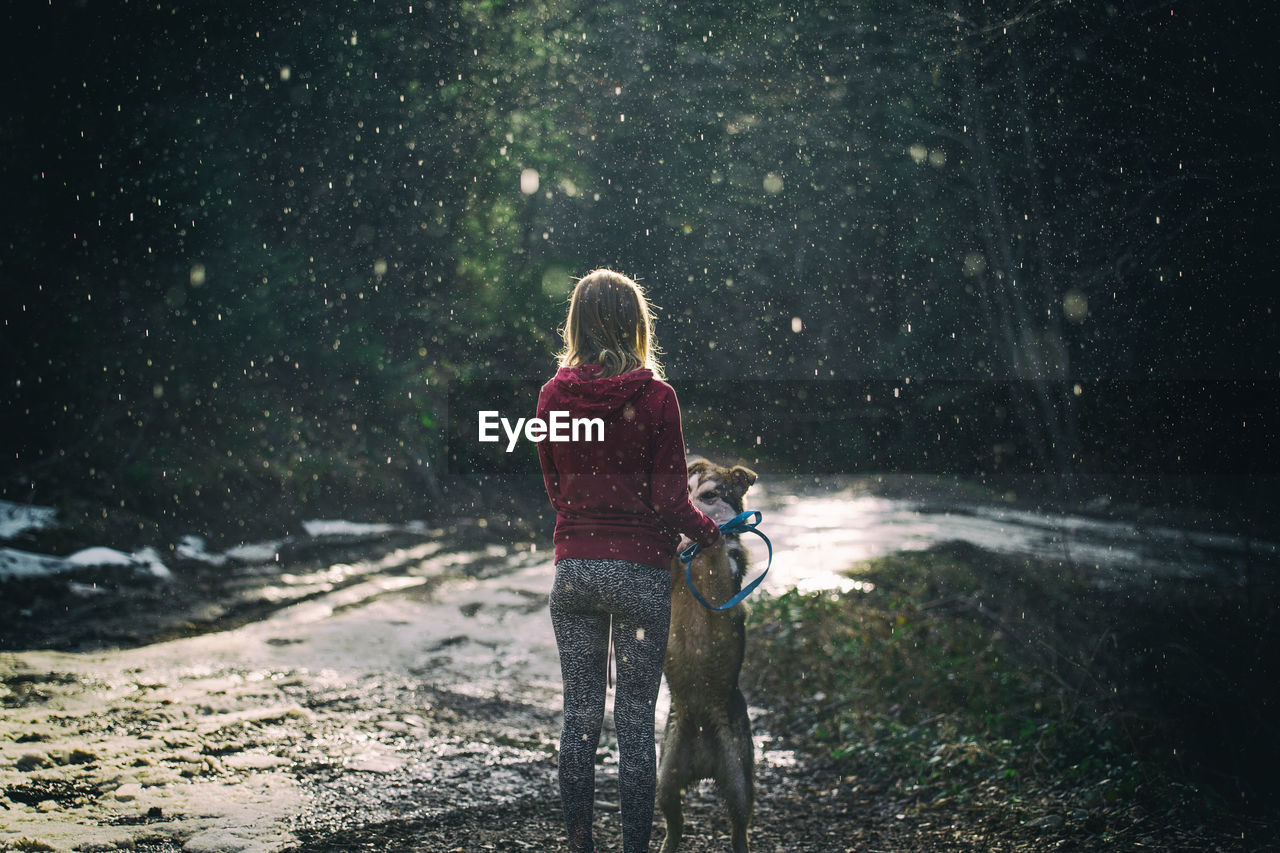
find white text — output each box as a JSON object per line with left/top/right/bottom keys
{"left": 478, "top": 410, "right": 605, "bottom": 452}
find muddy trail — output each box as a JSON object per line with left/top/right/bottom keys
{"left": 3, "top": 476, "right": 1278, "bottom": 851}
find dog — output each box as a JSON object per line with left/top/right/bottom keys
{"left": 659, "top": 457, "right": 758, "bottom": 853}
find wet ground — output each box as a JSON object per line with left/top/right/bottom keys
{"left": 3, "top": 476, "right": 1278, "bottom": 851}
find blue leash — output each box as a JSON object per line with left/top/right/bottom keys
{"left": 678, "top": 510, "right": 772, "bottom": 611}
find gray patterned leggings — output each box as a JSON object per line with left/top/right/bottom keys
{"left": 550, "top": 557, "right": 672, "bottom": 853}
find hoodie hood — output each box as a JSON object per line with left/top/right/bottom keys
{"left": 544, "top": 364, "right": 654, "bottom": 417}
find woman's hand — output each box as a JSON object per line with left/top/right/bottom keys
{"left": 679, "top": 531, "right": 724, "bottom": 555}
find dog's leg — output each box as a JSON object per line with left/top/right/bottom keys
{"left": 714, "top": 691, "right": 754, "bottom": 853}
{"left": 657, "top": 713, "right": 690, "bottom": 853}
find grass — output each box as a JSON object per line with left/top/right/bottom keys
{"left": 743, "top": 542, "right": 1280, "bottom": 848}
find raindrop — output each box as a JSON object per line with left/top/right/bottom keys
{"left": 520, "top": 169, "right": 540, "bottom": 195}
{"left": 962, "top": 253, "right": 986, "bottom": 277}
{"left": 1063, "top": 290, "right": 1088, "bottom": 322}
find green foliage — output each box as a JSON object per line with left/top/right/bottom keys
{"left": 3, "top": 0, "right": 586, "bottom": 528}
{"left": 743, "top": 545, "right": 1233, "bottom": 824}
{"left": 3, "top": 0, "right": 1273, "bottom": 528}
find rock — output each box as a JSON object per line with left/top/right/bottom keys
{"left": 2, "top": 838, "right": 55, "bottom": 852}
{"left": 114, "top": 783, "right": 143, "bottom": 802}
{"left": 1027, "top": 814, "right": 1065, "bottom": 830}
{"left": 46, "top": 746, "right": 96, "bottom": 765}
{"left": 16, "top": 751, "right": 52, "bottom": 770}
{"left": 182, "top": 829, "right": 255, "bottom": 853}
{"left": 348, "top": 753, "right": 403, "bottom": 774}
{"left": 68, "top": 747, "right": 98, "bottom": 764}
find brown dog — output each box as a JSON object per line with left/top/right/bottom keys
{"left": 659, "top": 458, "right": 758, "bottom": 853}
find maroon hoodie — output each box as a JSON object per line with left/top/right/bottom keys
{"left": 536, "top": 364, "right": 722, "bottom": 571}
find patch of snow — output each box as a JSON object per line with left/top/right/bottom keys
{"left": 301, "top": 518, "right": 431, "bottom": 537}
{"left": 67, "top": 545, "right": 141, "bottom": 566}
{"left": 302, "top": 518, "right": 398, "bottom": 537}
{"left": 225, "top": 541, "right": 282, "bottom": 563}
{"left": 0, "top": 545, "right": 171, "bottom": 581}
{"left": 0, "top": 500, "right": 58, "bottom": 539}
{"left": 178, "top": 535, "right": 229, "bottom": 566}
{"left": 76, "top": 545, "right": 172, "bottom": 578}
{"left": 0, "top": 547, "right": 67, "bottom": 580}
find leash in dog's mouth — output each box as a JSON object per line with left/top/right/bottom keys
{"left": 678, "top": 510, "right": 772, "bottom": 611}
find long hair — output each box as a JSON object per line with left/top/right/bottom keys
{"left": 557, "top": 269, "right": 664, "bottom": 379}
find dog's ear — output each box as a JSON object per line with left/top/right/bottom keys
{"left": 687, "top": 457, "right": 710, "bottom": 477}
{"left": 729, "top": 465, "right": 757, "bottom": 495}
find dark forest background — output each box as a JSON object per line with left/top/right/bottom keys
{"left": 2, "top": 0, "right": 1276, "bottom": 540}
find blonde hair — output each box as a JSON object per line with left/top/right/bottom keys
{"left": 557, "top": 269, "right": 664, "bottom": 379}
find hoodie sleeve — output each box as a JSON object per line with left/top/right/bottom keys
{"left": 649, "top": 385, "right": 722, "bottom": 547}
{"left": 535, "top": 385, "right": 561, "bottom": 510}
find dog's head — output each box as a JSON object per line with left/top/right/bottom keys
{"left": 686, "top": 457, "right": 757, "bottom": 525}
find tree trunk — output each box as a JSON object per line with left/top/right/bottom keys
{"left": 954, "top": 17, "right": 1076, "bottom": 487}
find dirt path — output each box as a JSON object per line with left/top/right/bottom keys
{"left": 2, "top": 530, "right": 856, "bottom": 852}
{"left": 5, "top": 478, "right": 1277, "bottom": 851}
{"left": 2, "top": 535, "right": 555, "bottom": 851}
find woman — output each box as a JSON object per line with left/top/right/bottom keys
{"left": 537, "top": 269, "right": 723, "bottom": 853}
